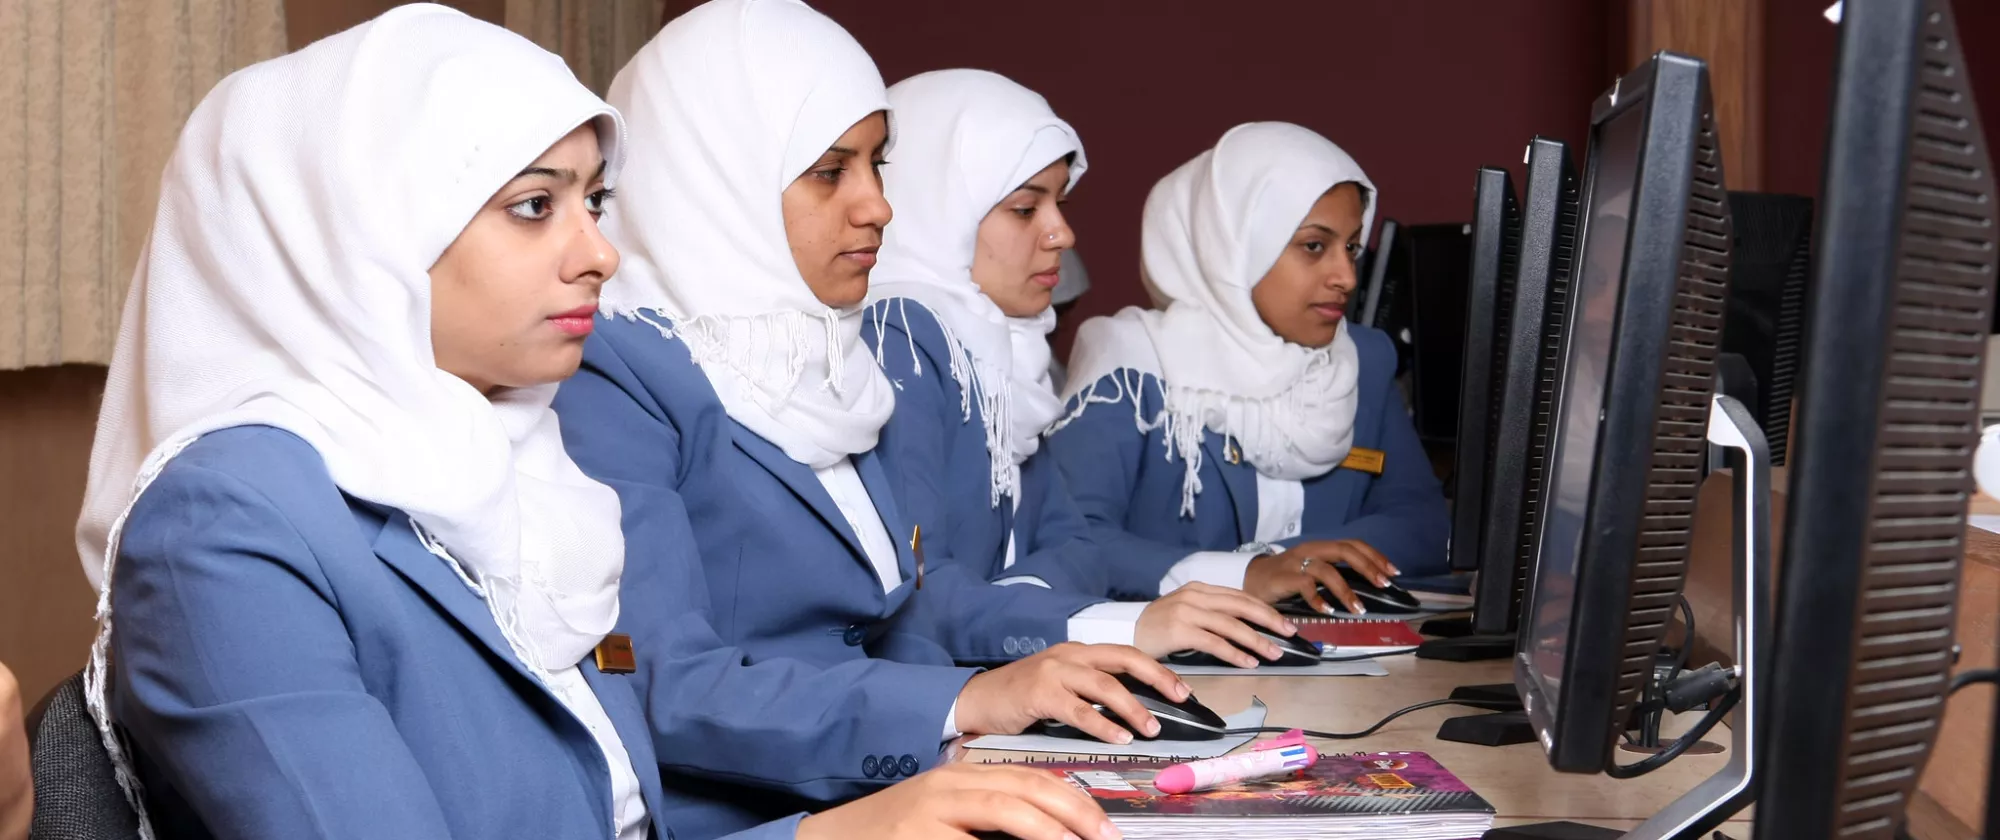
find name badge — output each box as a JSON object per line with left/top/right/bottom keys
{"left": 594, "top": 633, "right": 636, "bottom": 674}
{"left": 1341, "top": 447, "right": 1386, "bottom": 476}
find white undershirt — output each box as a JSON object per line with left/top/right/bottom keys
{"left": 1158, "top": 473, "right": 1305, "bottom": 596}
{"left": 543, "top": 664, "right": 648, "bottom": 840}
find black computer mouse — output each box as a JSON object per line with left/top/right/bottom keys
{"left": 1035, "top": 674, "right": 1228, "bottom": 741}
{"left": 1275, "top": 565, "right": 1422, "bottom": 617}
{"left": 1165, "top": 627, "right": 1321, "bottom": 667}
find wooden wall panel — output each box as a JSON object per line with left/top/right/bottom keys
{"left": 1628, "top": 0, "right": 1766, "bottom": 190}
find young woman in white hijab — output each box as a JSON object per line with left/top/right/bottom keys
{"left": 863, "top": 68, "right": 1304, "bottom": 670}
{"left": 73, "top": 7, "right": 1109, "bottom": 840}
{"left": 556, "top": 3, "right": 1206, "bottom": 831}
{"left": 1046, "top": 122, "right": 1450, "bottom": 612}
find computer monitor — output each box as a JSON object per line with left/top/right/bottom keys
{"left": 1357, "top": 218, "right": 1399, "bottom": 329}
{"left": 1754, "top": 0, "right": 1995, "bottom": 836}
{"left": 1719, "top": 192, "right": 1814, "bottom": 467}
{"left": 1473, "top": 137, "right": 1579, "bottom": 635}
{"left": 1447, "top": 167, "right": 1522, "bottom": 573}
{"left": 1404, "top": 224, "right": 1477, "bottom": 449}
{"left": 1513, "top": 51, "right": 1734, "bottom": 775}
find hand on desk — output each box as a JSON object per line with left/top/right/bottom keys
{"left": 1243, "top": 540, "right": 1398, "bottom": 614}
{"left": 954, "top": 642, "right": 1185, "bottom": 745}
{"left": 0, "top": 661, "right": 30, "bottom": 840}
{"left": 1132, "top": 583, "right": 1298, "bottom": 668}
{"left": 797, "top": 763, "right": 1116, "bottom": 840}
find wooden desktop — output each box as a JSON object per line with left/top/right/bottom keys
{"left": 965, "top": 653, "right": 1748, "bottom": 833}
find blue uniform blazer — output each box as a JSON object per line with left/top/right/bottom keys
{"left": 552, "top": 314, "right": 1107, "bottom": 831}
{"left": 107, "top": 426, "right": 800, "bottom": 840}
{"left": 1044, "top": 322, "right": 1450, "bottom": 600}
{"left": 864, "top": 299, "right": 1111, "bottom": 597}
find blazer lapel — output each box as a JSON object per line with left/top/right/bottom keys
{"left": 580, "top": 665, "right": 670, "bottom": 834}
{"left": 856, "top": 451, "right": 916, "bottom": 615}
{"left": 368, "top": 509, "right": 541, "bottom": 689}
{"left": 727, "top": 422, "right": 870, "bottom": 561}
{"left": 1200, "top": 432, "right": 1259, "bottom": 545}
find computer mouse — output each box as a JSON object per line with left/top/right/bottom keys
{"left": 1165, "top": 627, "right": 1321, "bottom": 667}
{"left": 1035, "top": 673, "right": 1228, "bottom": 741}
{"left": 1275, "top": 565, "right": 1422, "bottom": 617}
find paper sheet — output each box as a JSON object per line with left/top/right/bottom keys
{"left": 1970, "top": 514, "right": 2000, "bottom": 534}
{"left": 963, "top": 698, "right": 1269, "bottom": 758}
{"left": 1165, "top": 659, "right": 1389, "bottom": 677}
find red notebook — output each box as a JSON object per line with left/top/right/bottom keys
{"left": 1295, "top": 619, "right": 1425, "bottom": 653}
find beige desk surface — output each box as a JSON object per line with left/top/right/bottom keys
{"left": 967, "top": 654, "right": 1751, "bottom": 833}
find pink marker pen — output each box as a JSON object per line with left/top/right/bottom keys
{"left": 1154, "top": 731, "right": 1319, "bottom": 794}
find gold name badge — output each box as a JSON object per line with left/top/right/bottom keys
{"left": 1341, "top": 447, "right": 1386, "bottom": 476}
{"left": 594, "top": 633, "right": 636, "bottom": 674}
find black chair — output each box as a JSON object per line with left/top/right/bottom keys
{"left": 26, "top": 672, "right": 139, "bottom": 840}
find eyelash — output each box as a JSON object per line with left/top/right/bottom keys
{"left": 813, "top": 159, "right": 890, "bottom": 184}
{"left": 1012, "top": 198, "right": 1066, "bottom": 219}
{"left": 507, "top": 187, "right": 615, "bottom": 222}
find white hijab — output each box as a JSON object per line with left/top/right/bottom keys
{"left": 868, "top": 69, "right": 1085, "bottom": 508}
{"left": 599, "top": 0, "right": 895, "bottom": 469}
{"left": 75, "top": 8, "right": 628, "bottom": 816}
{"left": 1059, "top": 122, "right": 1371, "bottom": 515}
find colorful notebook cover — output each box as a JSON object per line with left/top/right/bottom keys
{"left": 1020, "top": 751, "right": 1495, "bottom": 818}
{"left": 1295, "top": 619, "right": 1426, "bottom": 651}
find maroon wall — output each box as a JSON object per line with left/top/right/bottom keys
{"left": 810, "top": 1, "right": 1615, "bottom": 355}
{"left": 1764, "top": 0, "right": 2000, "bottom": 200}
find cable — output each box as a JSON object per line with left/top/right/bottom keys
{"left": 1317, "top": 646, "right": 1420, "bottom": 663}
{"left": 1949, "top": 668, "right": 2000, "bottom": 695}
{"left": 1223, "top": 698, "right": 1520, "bottom": 741}
{"left": 1673, "top": 595, "right": 1695, "bottom": 674}
{"left": 1605, "top": 685, "right": 1739, "bottom": 779}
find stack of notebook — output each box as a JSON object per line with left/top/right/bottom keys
{"left": 1008, "top": 751, "right": 1494, "bottom": 839}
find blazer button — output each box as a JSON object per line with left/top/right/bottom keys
{"left": 1033, "top": 638, "right": 1048, "bottom": 652}
{"left": 843, "top": 624, "right": 867, "bottom": 646}
{"left": 1003, "top": 637, "right": 1021, "bottom": 656}
{"left": 862, "top": 755, "right": 880, "bottom": 778}
{"left": 899, "top": 754, "right": 920, "bottom": 776}
{"left": 877, "top": 754, "right": 900, "bottom": 778}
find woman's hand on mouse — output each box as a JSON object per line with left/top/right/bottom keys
{"left": 1132, "top": 583, "right": 1299, "bottom": 668}
{"left": 952, "top": 642, "right": 1186, "bottom": 745}
{"left": 797, "top": 762, "right": 1120, "bottom": 840}
{"left": 1243, "top": 540, "right": 1399, "bottom": 614}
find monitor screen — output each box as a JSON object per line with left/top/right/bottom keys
{"left": 1521, "top": 104, "right": 1647, "bottom": 717}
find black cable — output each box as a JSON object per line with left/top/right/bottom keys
{"left": 1948, "top": 668, "right": 2000, "bottom": 695}
{"left": 1605, "top": 685, "right": 1739, "bottom": 779}
{"left": 1223, "top": 698, "right": 1519, "bottom": 741}
{"left": 1317, "top": 646, "right": 1420, "bottom": 663}
{"left": 1674, "top": 595, "right": 1695, "bottom": 674}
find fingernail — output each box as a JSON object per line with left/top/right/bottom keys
{"left": 1265, "top": 645, "right": 1283, "bottom": 660}
{"left": 1176, "top": 681, "right": 1192, "bottom": 698}
{"left": 1282, "top": 621, "right": 1299, "bottom": 635}
{"left": 1144, "top": 719, "right": 1161, "bottom": 737}
{"left": 1320, "top": 604, "right": 1337, "bottom": 615}
{"left": 1101, "top": 820, "right": 1124, "bottom": 840}
{"left": 1391, "top": 565, "right": 1403, "bottom": 576}
{"left": 1378, "top": 576, "right": 1392, "bottom": 588}
{"left": 1354, "top": 603, "right": 1368, "bottom": 614}
{"left": 1115, "top": 730, "right": 1133, "bottom": 745}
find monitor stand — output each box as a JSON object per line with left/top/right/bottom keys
{"left": 1483, "top": 395, "right": 1770, "bottom": 840}
{"left": 1419, "top": 615, "right": 1474, "bottom": 637}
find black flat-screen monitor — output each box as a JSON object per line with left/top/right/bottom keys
{"left": 1447, "top": 167, "right": 1521, "bottom": 573}
{"left": 1754, "top": 0, "right": 1995, "bottom": 835}
{"left": 1720, "top": 191, "right": 1814, "bottom": 467}
{"left": 1357, "top": 218, "right": 1399, "bottom": 329}
{"left": 1514, "top": 51, "right": 1734, "bottom": 774}
{"left": 1473, "top": 137, "right": 1579, "bottom": 635}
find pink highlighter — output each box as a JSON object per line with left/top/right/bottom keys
{"left": 1154, "top": 730, "right": 1320, "bottom": 795}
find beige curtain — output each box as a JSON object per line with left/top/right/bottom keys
{"left": 505, "top": 0, "right": 666, "bottom": 96}
{"left": 0, "top": 0, "right": 287, "bottom": 370}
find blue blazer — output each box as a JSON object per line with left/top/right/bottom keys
{"left": 1045, "top": 323, "right": 1450, "bottom": 600}
{"left": 107, "top": 426, "right": 796, "bottom": 840}
{"left": 864, "top": 299, "right": 1110, "bottom": 596}
{"left": 553, "top": 315, "right": 1105, "bottom": 830}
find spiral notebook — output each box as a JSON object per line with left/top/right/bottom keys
{"left": 992, "top": 751, "right": 1494, "bottom": 839}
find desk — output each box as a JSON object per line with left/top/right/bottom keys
{"left": 967, "top": 653, "right": 1750, "bottom": 833}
